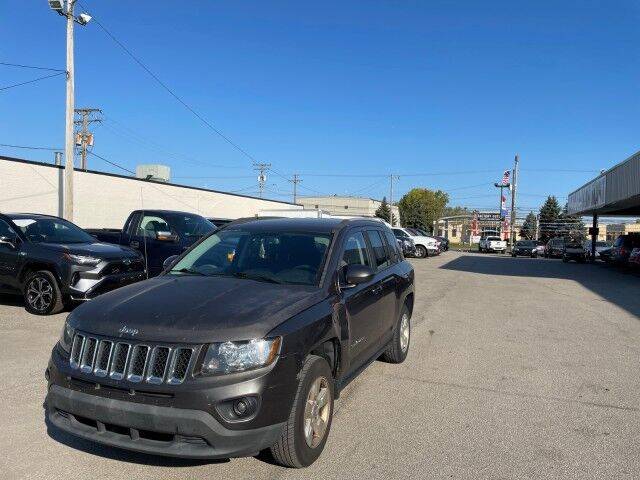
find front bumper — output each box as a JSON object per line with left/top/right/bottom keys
{"left": 46, "top": 385, "right": 284, "bottom": 459}
{"left": 65, "top": 259, "right": 146, "bottom": 300}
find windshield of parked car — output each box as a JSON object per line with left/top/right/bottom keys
{"left": 12, "top": 217, "right": 95, "bottom": 244}
{"left": 167, "top": 213, "right": 216, "bottom": 237}
{"left": 516, "top": 241, "right": 534, "bottom": 247}
{"left": 169, "top": 229, "right": 332, "bottom": 285}
{"left": 486, "top": 236, "right": 501, "bottom": 241}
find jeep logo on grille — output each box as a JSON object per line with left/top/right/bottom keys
{"left": 123, "top": 258, "right": 131, "bottom": 266}
{"left": 118, "top": 326, "right": 139, "bottom": 337}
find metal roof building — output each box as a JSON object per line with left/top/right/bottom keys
{"left": 568, "top": 150, "right": 640, "bottom": 216}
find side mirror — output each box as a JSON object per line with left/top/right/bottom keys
{"left": 0, "top": 236, "right": 17, "bottom": 249}
{"left": 163, "top": 255, "right": 179, "bottom": 271}
{"left": 343, "top": 264, "right": 375, "bottom": 288}
{"left": 156, "top": 231, "right": 179, "bottom": 242}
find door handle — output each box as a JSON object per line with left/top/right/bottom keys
{"left": 130, "top": 241, "right": 140, "bottom": 248}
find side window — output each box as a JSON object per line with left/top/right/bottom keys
{"left": 392, "top": 228, "right": 407, "bottom": 239}
{"left": 342, "top": 231, "right": 370, "bottom": 267}
{"left": 125, "top": 212, "right": 141, "bottom": 236}
{"left": 0, "top": 219, "right": 16, "bottom": 240}
{"left": 137, "top": 215, "right": 170, "bottom": 237}
{"left": 366, "top": 230, "right": 391, "bottom": 271}
{"left": 383, "top": 229, "right": 401, "bottom": 263}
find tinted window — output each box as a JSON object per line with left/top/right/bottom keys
{"left": 170, "top": 229, "right": 331, "bottom": 286}
{"left": 0, "top": 219, "right": 15, "bottom": 238}
{"left": 392, "top": 228, "right": 408, "bottom": 238}
{"left": 366, "top": 230, "right": 390, "bottom": 270}
{"left": 12, "top": 217, "right": 95, "bottom": 244}
{"left": 342, "top": 231, "right": 371, "bottom": 267}
{"left": 137, "top": 215, "right": 170, "bottom": 237}
{"left": 383, "top": 230, "right": 401, "bottom": 262}
{"left": 487, "top": 236, "right": 501, "bottom": 241}
{"left": 167, "top": 213, "right": 215, "bottom": 237}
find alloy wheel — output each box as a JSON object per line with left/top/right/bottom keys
{"left": 26, "top": 277, "right": 53, "bottom": 312}
{"left": 400, "top": 313, "right": 410, "bottom": 352}
{"left": 303, "top": 376, "right": 331, "bottom": 448}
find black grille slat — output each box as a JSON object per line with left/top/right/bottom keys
{"left": 127, "top": 345, "right": 150, "bottom": 382}
{"left": 110, "top": 343, "right": 130, "bottom": 380}
{"left": 80, "top": 338, "right": 98, "bottom": 373}
{"left": 69, "top": 333, "right": 195, "bottom": 385}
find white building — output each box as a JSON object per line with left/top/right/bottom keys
{"left": 297, "top": 195, "right": 399, "bottom": 220}
{"left": 0, "top": 156, "right": 300, "bottom": 228}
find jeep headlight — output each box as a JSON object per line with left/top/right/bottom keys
{"left": 59, "top": 320, "right": 75, "bottom": 354}
{"left": 201, "top": 337, "right": 281, "bottom": 375}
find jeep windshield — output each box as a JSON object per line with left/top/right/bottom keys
{"left": 169, "top": 229, "right": 331, "bottom": 286}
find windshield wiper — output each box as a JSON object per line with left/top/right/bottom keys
{"left": 170, "top": 267, "right": 206, "bottom": 276}
{"left": 232, "top": 272, "right": 283, "bottom": 284}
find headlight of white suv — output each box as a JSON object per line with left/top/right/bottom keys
{"left": 58, "top": 320, "right": 75, "bottom": 354}
{"left": 201, "top": 337, "right": 282, "bottom": 375}
{"left": 65, "top": 253, "right": 101, "bottom": 266}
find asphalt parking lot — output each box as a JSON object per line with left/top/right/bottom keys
{"left": 1, "top": 251, "right": 639, "bottom": 479}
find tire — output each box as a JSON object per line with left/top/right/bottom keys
{"left": 511, "top": 253, "right": 516, "bottom": 257}
{"left": 562, "top": 256, "right": 568, "bottom": 263}
{"left": 23, "top": 270, "right": 64, "bottom": 315}
{"left": 270, "top": 355, "right": 334, "bottom": 468}
{"left": 381, "top": 305, "right": 411, "bottom": 364}
{"left": 415, "top": 245, "right": 428, "bottom": 259}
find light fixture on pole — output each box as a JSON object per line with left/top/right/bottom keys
{"left": 47, "top": 0, "right": 92, "bottom": 221}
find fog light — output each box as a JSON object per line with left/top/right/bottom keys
{"left": 233, "top": 399, "right": 249, "bottom": 416}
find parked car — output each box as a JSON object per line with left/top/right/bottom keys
{"left": 478, "top": 236, "right": 506, "bottom": 253}
{"left": 628, "top": 248, "right": 640, "bottom": 268}
{"left": 598, "top": 246, "right": 615, "bottom": 263}
{"left": 562, "top": 238, "right": 587, "bottom": 263}
{"left": 396, "top": 236, "right": 416, "bottom": 257}
{"left": 0, "top": 213, "right": 145, "bottom": 315}
{"left": 511, "top": 240, "right": 538, "bottom": 257}
{"left": 87, "top": 210, "right": 215, "bottom": 276}
{"left": 45, "top": 218, "right": 415, "bottom": 467}
{"left": 392, "top": 227, "right": 438, "bottom": 258}
{"left": 611, "top": 234, "right": 640, "bottom": 265}
{"left": 544, "top": 237, "right": 565, "bottom": 258}
{"left": 434, "top": 236, "right": 450, "bottom": 251}
{"left": 533, "top": 240, "right": 545, "bottom": 256}
{"left": 583, "top": 240, "right": 612, "bottom": 261}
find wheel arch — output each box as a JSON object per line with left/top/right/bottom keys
{"left": 19, "top": 261, "right": 63, "bottom": 287}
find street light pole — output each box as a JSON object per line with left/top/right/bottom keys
{"left": 64, "top": 0, "right": 76, "bottom": 221}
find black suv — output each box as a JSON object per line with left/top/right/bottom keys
{"left": 45, "top": 218, "right": 415, "bottom": 467}
{"left": 0, "top": 213, "right": 145, "bottom": 315}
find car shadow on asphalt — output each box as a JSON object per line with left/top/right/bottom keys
{"left": 0, "top": 293, "right": 23, "bottom": 308}
{"left": 44, "top": 415, "right": 230, "bottom": 467}
{"left": 439, "top": 254, "right": 640, "bottom": 318}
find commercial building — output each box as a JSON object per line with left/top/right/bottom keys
{"left": 434, "top": 214, "right": 521, "bottom": 244}
{"left": 568, "top": 149, "right": 640, "bottom": 254}
{"left": 297, "top": 195, "right": 400, "bottom": 220}
{"left": 0, "top": 156, "right": 300, "bottom": 228}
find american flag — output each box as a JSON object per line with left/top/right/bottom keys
{"left": 501, "top": 170, "right": 510, "bottom": 185}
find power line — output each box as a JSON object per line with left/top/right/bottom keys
{"left": 0, "top": 62, "right": 66, "bottom": 72}
{"left": 87, "top": 151, "right": 135, "bottom": 175}
{"left": 0, "top": 71, "right": 66, "bottom": 92}
{"left": 85, "top": 7, "right": 260, "bottom": 166}
{"left": 0, "top": 143, "right": 62, "bottom": 151}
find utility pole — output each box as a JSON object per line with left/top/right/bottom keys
{"left": 74, "top": 107, "right": 102, "bottom": 170}
{"left": 509, "top": 154, "right": 519, "bottom": 247}
{"left": 389, "top": 174, "right": 399, "bottom": 226}
{"left": 254, "top": 162, "right": 271, "bottom": 198}
{"left": 64, "top": 0, "right": 76, "bottom": 221}
{"left": 48, "top": 0, "right": 92, "bottom": 221}
{"left": 289, "top": 173, "right": 302, "bottom": 204}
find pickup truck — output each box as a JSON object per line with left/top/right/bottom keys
{"left": 86, "top": 210, "right": 215, "bottom": 276}
{"left": 478, "top": 236, "right": 507, "bottom": 253}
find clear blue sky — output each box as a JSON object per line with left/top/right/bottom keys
{"left": 2, "top": 0, "right": 639, "bottom": 213}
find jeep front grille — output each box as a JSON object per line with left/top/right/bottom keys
{"left": 69, "top": 333, "right": 196, "bottom": 385}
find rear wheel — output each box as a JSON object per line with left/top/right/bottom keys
{"left": 23, "top": 270, "right": 64, "bottom": 315}
{"left": 381, "top": 305, "right": 411, "bottom": 364}
{"left": 270, "top": 355, "right": 334, "bottom": 468}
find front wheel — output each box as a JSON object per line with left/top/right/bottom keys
{"left": 270, "top": 355, "right": 334, "bottom": 468}
{"left": 415, "top": 245, "right": 428, "bottom": 258}
{"left": 23, "top": 270, "right": 64, "bottom": 315}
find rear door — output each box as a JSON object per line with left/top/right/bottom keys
{"left": 0, "top": 219, "right": 21, "bottom": 289}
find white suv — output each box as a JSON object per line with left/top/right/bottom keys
{"left": 392, "top": 227, "right": 439, "bottom": 258}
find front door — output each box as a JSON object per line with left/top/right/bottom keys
{"left": 0, "top": 219, "right": 20, "bottom": 290}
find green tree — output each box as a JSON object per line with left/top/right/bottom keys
{"left": 398, "top": 188, "right": 448, "bottom": 233}
{"left": 560, "top": 202, "right": 585, "bottom": 239}
{"left": 538, "top": 195, "right": 561, "bottom": 241}
{"left": 375, "top": 197, "right": 396, "bottom": 224}
{"left": 442, "top": 205, "right": 470, "bottom": 218}
{"left": 519, "top": 211, "right": 537, "bottom": 239}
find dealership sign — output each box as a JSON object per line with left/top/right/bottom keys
{"left": 568, "top": 176, "right": 606, "bottom": 214}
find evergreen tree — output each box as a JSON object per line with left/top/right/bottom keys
{"left": 538, "top": 196, "right": 561, "bottom": 241}
{"left": 560, "top": 202, "right": 586, "bottom": 239}
{"left": 519, "top": 212, "right": 537, "bottom": 239}
{"left": 375, "top": 197, "right": 397, "bottom": 224}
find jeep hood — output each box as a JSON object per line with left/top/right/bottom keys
{"left": 68, "top": 275, "right": 325, "bottom": 343}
